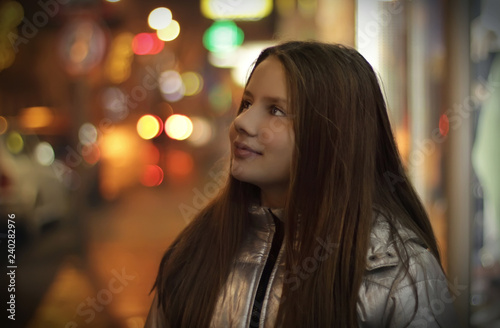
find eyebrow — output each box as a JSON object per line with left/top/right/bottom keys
{"left": 243, "top": 90, "right": 288, "bottom": 108}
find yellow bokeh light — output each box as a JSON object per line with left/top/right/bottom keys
{"left": 105, "top": 32, "right": 134, "bottom": 83}
{"left": 148, "top": 7, "right": 172, "bottom": 30}
{"left": 0, "top": 1, "right": 24, "bottom": 28}
{"left": 137, "top": 115, "right": 163, "bottom": 140}
{"left": 157, "top": 20, "right": 180, "bottom": 42}
{"left": 276, "top": 0, "right": 295, "bottom": 16}
{"left": 201, "top": 0, "right": 272, "bottom": 20}
{"left": 165, "top": 114, "right": 193, "bottom": 140}
{"left": 6, "top": 131, "right": 23, "bottom": 154}
{"left": 19, "top": 106, "right": 54, "bottom": 129}
{"left": 0, "top": 45, "right": 16, "bottom": 71}
{"left": 181, "top": 72, "right": 203, "bottom": 96}
{"left": 0, "top": 116, "right": 8, "bottom": 134}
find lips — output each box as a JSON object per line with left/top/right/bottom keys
{"left": 233, "top": 141, "right": 262, "bottom": 159}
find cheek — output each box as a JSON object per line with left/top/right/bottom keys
{"left": 268, "top": 133, "right": 294, "bottom": 158}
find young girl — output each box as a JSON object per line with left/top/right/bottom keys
{"left": 145, "top": 41, "right": 459, "bottom": 327}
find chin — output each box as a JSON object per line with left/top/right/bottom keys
{"left": 231, "top": 166, "right": 257, "bottom": 186}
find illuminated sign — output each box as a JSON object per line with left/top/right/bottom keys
{"left": 201, "top": 0, "right": 273, "bottom": 20}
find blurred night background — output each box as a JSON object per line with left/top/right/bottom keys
{"left": 0, "top": 0, "right": 499, "bottom": 327}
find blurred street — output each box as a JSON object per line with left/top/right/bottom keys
{"left": 1, "top": 183, "right": 196, "bottom": 328}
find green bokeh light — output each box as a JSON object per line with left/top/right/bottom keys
{"left": 203, "top": 20, "right": 244, "bottom": 54}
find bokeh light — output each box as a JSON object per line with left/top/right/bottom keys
{"left": 187, "top": 117, "right": 213, "bottom": 147}
{"left": 149, "top": 35, "right": 164, "bottom": 54}
{"left": 276, "top": 0, "right": 295, "bottom": 16}
{"left": 159, "top": 70, "right": 185, "bottom": 102}
{"left": 165, "top": 150, "right": 194, "bottom": 177}
{"left": 161, "top": 86, "right": 185, "bottom": 102}
{"left": 203, "top": 20, "right": 244, "bottom": 53}
{"left": 226, "top": 42, "right": 275, "bottom": 86}
{"left": 100, "top": 127, "right": 143, "bottom": 199}
{"left": 132, "top": 33, "right": 153, "bottom": 55}
{"left": 6, "top": 131, "right": 23, "bottom": 154}
{"left": 0, "top": 1, "right": 24, "bottom": 27}
{"left": 132, "top": 33, "right": 163, "bottom": 55}
{"left": 105, "top": 32, "right": 134, "bottom": 84}
{"left": 157, "top": 20, "right": 180, "bottom": 41}
{"left": 0, "top": 116, "right": 8, "bottom": 134}
{"left": 79, "top": 123, "right": 98, "bottom": 146}
{"left": 181, "top": 72, "right": 203, "bottom": 96}
{"left": 102, "top": 87, "right": 129, "bottom": 122}
{"left": 0, "top": 2, "right": 23, "bottom": 71}
{"left": 141, "top": 164, "right": 164, "bottom": 187}
{"left": 58, "top": 19, "right": 106, "bottom": 75}
{"left": 201, "top": 0, "right": 272, "bottom": 20}
{"left": 165, "top": 114, "right": 193, "bottom": 140}
{"left": 137, "top": 115, "right": 163, "bottom": 140}
{"left": 159, "top": 70, "right": 183, "bottom": 94}
{"left": 82, "top": 144, "right": 101, "bottom": 165}
{"left": 439, "top": 114, "right": 449, "bottom": 137}
{"left": 148, "top": 7, "right": 172, "bottom": 30}
{"left": 19, "top": 106, "right": 54, "bottom": 129}
{"left": 34, "top": 142, "right": 55, "bottom": 166}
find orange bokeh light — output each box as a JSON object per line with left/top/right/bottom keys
{"left": 165, "top": 150, "right": 194, "bottom": 177}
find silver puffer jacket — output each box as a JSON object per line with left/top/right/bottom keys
{"left": 145, "top": 206, "right": 460, "bottom": 328}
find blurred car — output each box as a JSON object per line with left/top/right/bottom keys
{"left": 0, "top": 132, "right": 70, "bottom": 238}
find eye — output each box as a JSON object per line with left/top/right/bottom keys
{"left": 238, "top": 99, "right": 251, "bottom": 113}
{"left": 270, "top": 106, "right": 286, "bottom": 117}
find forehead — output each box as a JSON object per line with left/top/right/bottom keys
{"left": 246, "top": 56, "right": 287, "bottom": 98}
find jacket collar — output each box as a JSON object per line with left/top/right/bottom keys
{"left": 247, "top": 205, "right": 423, "bottom": 271}
{"left": 366, "top": 212, "right": 422, "bottom": 271}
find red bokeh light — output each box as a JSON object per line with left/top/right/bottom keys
{"left": 132, "top": 33, "right": 164, "bottom": 55}
{"left": 439, "top": 114, "right": 449, "bottom": 137}
{"left": 141, "top": 164, "right": 164, "bottom": 187}
{"left": 82, "top": 144, "right": 101, "bottom": 165}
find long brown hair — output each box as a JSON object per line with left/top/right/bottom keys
{"left": 153, "top": 41, "right": 440, "bottom": 327}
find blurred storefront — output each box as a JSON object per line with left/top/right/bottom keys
{"left": 0, "top": 0, "right": 499, "bottom": 327}
{"left": 353, "top": 0, "right": 500, "bottom": 326}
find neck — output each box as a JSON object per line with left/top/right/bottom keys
{"left": 260, "top": 188, "right": 287, "bottom": 208}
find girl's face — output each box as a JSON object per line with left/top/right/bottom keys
{"left": 229, "top": 56, "right": 295, "bottom": 202}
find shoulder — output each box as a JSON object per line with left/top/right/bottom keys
{"left": 357, "top": 212, "right": 459, "bottom": 327}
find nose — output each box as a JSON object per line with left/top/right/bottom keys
{"left": 233, "top": 106, "right": 262, "bottom": 137}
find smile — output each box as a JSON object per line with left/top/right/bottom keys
{"left": 233, "top": 141, "right": 263, "bottom": 159}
